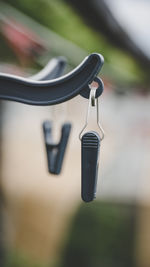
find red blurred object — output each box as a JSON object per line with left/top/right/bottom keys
{"left": 1, "top": 18, "right": 47, "bottom": 65}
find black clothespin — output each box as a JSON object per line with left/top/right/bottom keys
{"left": 79, "top": 79, "right": 104, "bottom": 202}
{"left": 43, "top": 121, "right": 71, "bottom": 175}
{"left": 81, "top": 131, "right": 101, "bottom": 202}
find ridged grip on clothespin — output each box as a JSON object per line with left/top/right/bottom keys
{"left": 81, "top": 131, "right": 100, "bottom": 202}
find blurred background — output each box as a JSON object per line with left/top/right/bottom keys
{"left": 0, "top": 0, "right": 150, "bottom": 266}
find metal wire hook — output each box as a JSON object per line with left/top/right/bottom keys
{"left": 79, "top": 83, "right": 104, "bottom": 141}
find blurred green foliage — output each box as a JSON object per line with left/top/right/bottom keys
{"left": 5, "top": 250, "right": 50, "bottom": 267}
{"left": 59, "top": 201, "right": 136, "bottom": 267}
{"left": 0, "top": 35, "right": 17, "bottom": 62}
{"left": 3, "top": 0, "right": 149, "bottom": 86}
{"left": 3, "top": 202, "right": 137, "bottom": 267}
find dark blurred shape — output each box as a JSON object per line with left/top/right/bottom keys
{"left": 65, "top": 0, "right": 150, "bottom": 68}
{"left": 31, "top": 57, "right": 67, "bottom": 81}
{"left": 60, "top": 201, "right": 136, "bottom": 267}
{"left": 43, "top": 121, "right": 71, "bottom": 175}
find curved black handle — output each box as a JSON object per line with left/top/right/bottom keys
{"left": 30, "top": 56, "right": 66, "bottom": 81}
{"left": 0, "top": 53, "right": 104, "bottom": 106}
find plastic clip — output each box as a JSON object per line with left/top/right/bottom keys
{"left": 80, "top": 82, "right": 104, "bottom": 202}
{"left": 43, "top": 121, "right": 71, "bottom": 175}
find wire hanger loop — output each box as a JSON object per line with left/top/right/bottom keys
{"left": 79, "top": 82, "right": 104, "bottom": 141}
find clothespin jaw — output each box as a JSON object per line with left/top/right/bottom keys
{"left": 43, "top": 121, "right": 71, "bottom": 175}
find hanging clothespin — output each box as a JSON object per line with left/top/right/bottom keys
{"left": 79, "top": 78, "right": 104, "bottom": 202}
{"left": 43, "top": 121, "right": 71, "bottom": 175}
